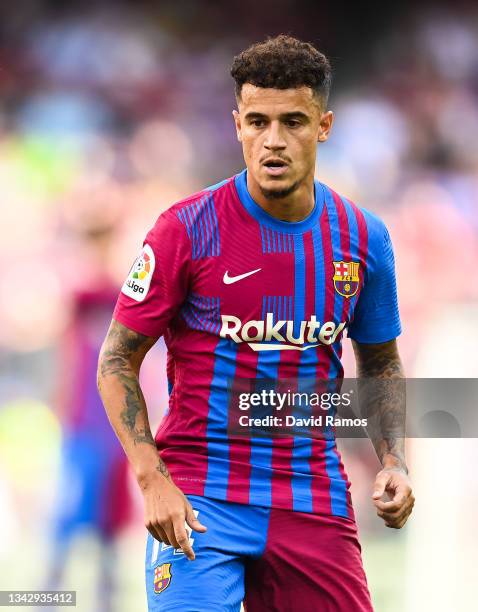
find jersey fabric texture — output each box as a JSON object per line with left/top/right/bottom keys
{"left": 114, "top": 169, "right": 401, "bottom": 518}
{"left": 145, "top": 494, "right": 373, "bottom": 612}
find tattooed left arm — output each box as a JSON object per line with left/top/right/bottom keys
{"left": 352, "top": 339, "right": 415, "bottom": 528}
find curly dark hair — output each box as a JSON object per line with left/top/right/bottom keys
{"left": 230, "top": 35, "right": 332, "bottom": 104}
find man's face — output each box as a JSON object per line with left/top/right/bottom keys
{"left": 233, "top": 84, "right": 334, "bottom": 199}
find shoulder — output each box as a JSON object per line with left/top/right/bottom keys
{"left": 156, "top": 176, "right": 234, "bottom": 224}
{"left": 147, "top": 175, "right": 235, "bottom": 252}
{"left": 320, "top": 182, "right": 389, "bottom": 248}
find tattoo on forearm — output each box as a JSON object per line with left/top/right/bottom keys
{"left": 120, "top": 372, "right": 156, "bottom": 447}
{"left": 99, "top": 321, "right": 157, "bottom": 448}
{"left": 354, "top": 341, "right": 407, "bottom": 472}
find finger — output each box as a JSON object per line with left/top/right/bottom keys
{"left": 394, "top": 498, "right": 415, "bottom": 523}
{"left": 146, "top": 524, "right": 159, "bottom": 541}
{"left": 374, "top": 487, "right": 413, "bottom": 511}
{"left": 391, "top": 483, "right": 412, "bottom": 503}
{"left": 147, "top": 523, "right": 169, "bottom": 545}
{"left": 385, "top": 512, "right": 411, "bottom": 529}
{"left": 186, "top": 506, "right": 207, "bottom": 533}
{"left": 145, "top": 517, "right": 164, "bottom": 543}
{"left": 372, "top": 472, "right": 391, "bottom": 500}
{"left": 173, "top": 518, "right": 195, "bottom": 561}
{"left": 381, "top": 504, "right": 414, "bottom": 528}
{"left": 163, "top": 521, "right": 181, "bottom": 551}
{"left": 397, "top": 510, "right": 413, "bottom": 528}
{"left": 374, "top": 495, "right": 407, "bottom": 513}
{"left": 154, "top": 524, "right": 171, "bottom": 545}
{"left": 377, "top": 495, "right": 414, "bottom": 520}
{"left": 376, "top": 488, "right": 414, "bottom": 512}
{"left": 377, "top": 504, "right": 411, "bottom": 525}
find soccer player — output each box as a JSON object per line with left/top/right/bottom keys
{"left": 97, "top": 35, "right": 414, "bottom": 611}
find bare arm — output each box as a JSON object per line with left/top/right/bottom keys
{"left": 352, "top": 339, "right": 414, "bottom": 528}
{"left": 97, "top": 319, "right": 206, "bottom": 557}
{"left": 97, "top": 319, "right": 167, "bottom": 476}
{"left": 352, "top": 338, "right": 406, "bottom": 473}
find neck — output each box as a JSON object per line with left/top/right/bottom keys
{"left": 246, "top": 172, "right": 316, "bottom": 222}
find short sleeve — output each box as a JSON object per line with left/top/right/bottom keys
{"left": 347, "top": 223, "right": 401, "bottom": 344}
{"left": 113, "top": 210, "right": 191, "bottom": 338}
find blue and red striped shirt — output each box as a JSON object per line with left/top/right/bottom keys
{"left": 114, "top": 169, "right": 401, "bottom": 518}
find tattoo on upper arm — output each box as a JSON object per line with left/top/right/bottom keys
{"left": 99, "top": 322, "right": 151, "bottom": 378}
{"left": 353, "top": 340, "right": 403, "bottom": 379}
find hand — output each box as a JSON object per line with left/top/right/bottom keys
{"left": 372, "top": 468, "right": 415, "bottom": 529}
{"left": 141, "top": 473, "right": 207, "bottom": 560}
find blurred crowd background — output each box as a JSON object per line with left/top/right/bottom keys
{"left": 0, "top": 1, "right": 477, "bottom": 611}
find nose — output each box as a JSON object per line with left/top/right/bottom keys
{"left": 264, "top": 121, "right": 287, "bottom": 151}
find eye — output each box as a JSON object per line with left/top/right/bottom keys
{"left": 285, "top": 119, "right": 301, "bottom": 128}
{"left": 250, "top": 119, "right": 266, "bottom": 128}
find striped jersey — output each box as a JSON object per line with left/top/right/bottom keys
{"left": 113, "top": 169, "right": 401, "bottom": 518}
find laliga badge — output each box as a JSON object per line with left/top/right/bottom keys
{"left": 121, "top": 244, "right": 155, "bottom": 302}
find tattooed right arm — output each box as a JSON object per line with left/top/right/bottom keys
{"left": 97, "top": 319, "right": 170, "bottom": 483}
{"left": 97, "top": 319, "right": 207, "bottom": 554}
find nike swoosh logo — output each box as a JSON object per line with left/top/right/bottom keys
{"left": 223, "top": 268, "right": 261, "bottom": 285}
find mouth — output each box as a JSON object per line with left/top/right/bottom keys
{"left": 262, "top": 158, "right": 289, "bottom": 177}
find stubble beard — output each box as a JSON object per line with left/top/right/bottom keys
{"left": 259, "top": 179, "right": 301, "bottom": 200}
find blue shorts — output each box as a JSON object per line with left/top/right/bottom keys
{"left": 145, "top": 494, "right": 372, "bottom": 612}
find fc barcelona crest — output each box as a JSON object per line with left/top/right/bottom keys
{"left": 333, "top": 261, "right": 360, "bottom": 298}
{"left": 154, "top": 563, "right": 172, "bottom": 595}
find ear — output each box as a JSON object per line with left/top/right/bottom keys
{"left": 317, "top": 110, "right": 334, "bottom": 143}
{"left": 232, "top": 109, "right": 242, "bottom": 142}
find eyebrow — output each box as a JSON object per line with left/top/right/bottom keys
{"left": 244, "top": 111, "right": 310, "bottom": 121}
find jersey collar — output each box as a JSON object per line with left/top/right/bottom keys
{"left": 234, "top": 168, "right": 324, "bottom": 233}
